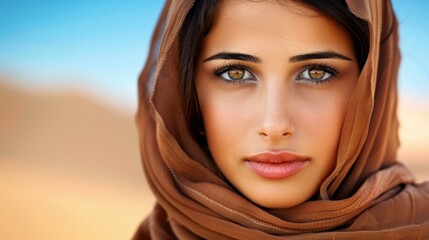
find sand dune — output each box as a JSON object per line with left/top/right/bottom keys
{"left": 0, "top": 79, "right": 428, "bottom": 239}
{"left": 0, "top": 80, "right": 155, "bottom": 239}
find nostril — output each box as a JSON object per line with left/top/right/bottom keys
{"left": 259, "top": 132, "right": 268, "bottom": 137}
{"left": 258, "top": 130, "right": 290, "bottom": 140}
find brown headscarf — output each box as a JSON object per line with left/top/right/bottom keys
{"left": 134, "top": 0, "right": 429, "bottom": 239}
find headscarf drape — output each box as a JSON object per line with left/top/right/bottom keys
{"left": 134, "top": 0, "right": 429, "bottom": 239}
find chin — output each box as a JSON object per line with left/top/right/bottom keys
{"left": 244, "top": 187, "right": 314, "bottom": 209}
{"left": 252, "top": 196, "right": 306, "bottom": 209}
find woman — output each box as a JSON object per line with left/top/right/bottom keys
{"left": 134, "top": 0, "right": 429, "bottom": 239}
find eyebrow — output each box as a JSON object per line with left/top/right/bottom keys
{"left": 289, "top": 51, "right": 352, "bottom": 62}
{"left": 203, "top": 52, "right": 261, "bottom": 63}
{"left": 203, "top": 51, "right": 352, "bottom": 63}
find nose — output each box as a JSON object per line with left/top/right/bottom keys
{"left": 257, "top": 87, "right": 294, "bottom": 142}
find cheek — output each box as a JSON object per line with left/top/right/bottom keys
{"left": 296, "top": 90, "right": 350, "bottom": 157}
{"left": 313, "top": 104, "right": 345, "bottom": 144}
{"left": 198, "top": 90, "right": 249, "bottom": 160}
{"left": 196, "top": 80, "right": 267, "bottom": 174}
{"left": 302, "top": 76, "right": 356, "bottom": 139}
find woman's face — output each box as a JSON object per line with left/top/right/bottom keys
{"left": 195, "top": 0, "right": 359, "bottom": 208}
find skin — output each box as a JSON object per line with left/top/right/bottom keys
{"left": 195, "top": 0, "right": 359, "bottom": 208}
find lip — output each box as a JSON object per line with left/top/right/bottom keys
{"left": 245, "top": 151, "right": 310, "bottom": 179}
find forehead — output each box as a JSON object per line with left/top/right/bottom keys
{"left": 200, "top": 0, "right": 355, "bottom": 59}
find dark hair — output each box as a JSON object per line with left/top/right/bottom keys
{"left": 179, "top": 0, "right": 369, "bottom": 145}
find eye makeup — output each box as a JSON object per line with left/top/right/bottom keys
{"left": 212, "top": 62, "right": 257, "bottom": 84}
{"left": 295, "top": 62, "right": 339, "bottom": 85}
{"left": 211, "top": 61, "right": 340, "bottom": 85}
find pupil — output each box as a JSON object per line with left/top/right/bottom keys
{"left": 309, "top": 69, "right": 325, "bottom": 79}
{"left": 228, "top": 68, "right": 244, "bottom": 79}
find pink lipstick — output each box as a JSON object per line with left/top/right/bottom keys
{"left": 245, "top": 151, "right": 309, "bottom": 179}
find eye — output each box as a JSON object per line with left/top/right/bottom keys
{"left": 297, "top": 65, "right": 338, "bottom": 82}
{"left": 218, "top": 67, "right": 255, "bottom": 82}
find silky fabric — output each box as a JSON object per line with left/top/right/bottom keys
{"left": 134, "top": 0, "right": 429, "bottom": 239}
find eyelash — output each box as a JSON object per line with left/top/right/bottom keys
{"left": 213, "top": 63, "right": 255, "bottom": 84}
{"left": 212, "top": 62, "right": 339, "bottom": 85}
{"left": 296, "top": 63, "right": 339, "bottom": 85}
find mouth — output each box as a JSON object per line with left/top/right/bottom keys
{"left": 245, "top": 151, "right": 310, "bottom": 180}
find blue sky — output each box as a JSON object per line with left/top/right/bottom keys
{"left": 0, "top": 1, "right": 428, "bottom": 111}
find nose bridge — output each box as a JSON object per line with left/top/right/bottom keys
{"left": 258, "top": 82, "right": 293, "bottom": 140}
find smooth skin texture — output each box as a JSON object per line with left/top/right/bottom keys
{"left": 195, "top": 0, "right": 360, "bottom": 208}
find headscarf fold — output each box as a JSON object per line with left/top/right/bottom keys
{"left": 134, "top": 0, "right": 429, "bottom": 239}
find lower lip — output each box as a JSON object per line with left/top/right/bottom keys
{"left": 246, "top": 160, "right": 309, "bottom": 179}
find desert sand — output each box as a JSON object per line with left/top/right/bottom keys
{"left": 0, "top": 79, "right": 428, "bottom": 239}
{"left": 0, "top": 80, "right": 154, "bottom": 239}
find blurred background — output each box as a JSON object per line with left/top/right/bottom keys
{"left": 0, "top": 1, "right": 428, "bottom": 239}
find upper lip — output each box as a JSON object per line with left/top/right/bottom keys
{"left": 245, "top": 151, "right": 309, "bottom": 163}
